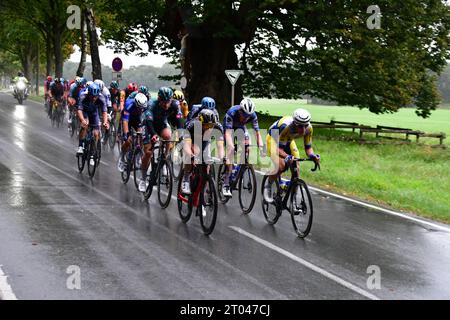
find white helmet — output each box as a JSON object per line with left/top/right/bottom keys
{"left": 240, "top": 98, "right": 255, "bottom": 115}
{"left": 135, "top": 93, "right": 148, "bottom": 108}
{"left": 292, "top": 108, "right": 311, "bottom": 125}
{"left": 94, "top": 79, "right": 105, "bottom": 90}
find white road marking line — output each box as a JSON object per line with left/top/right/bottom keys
{"left": 254, "top": 170, "right": 450, "bottom": 232}
{"left": 0, "top": 265, "right": 18, "bottom": 300}
{"left": 229, "top": 226, "right": 380, "bottom": 300}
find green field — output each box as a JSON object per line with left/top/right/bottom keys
{"left": 254, "top": 98, "right": 450, "bottom": 138}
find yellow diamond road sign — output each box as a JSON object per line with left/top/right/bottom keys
{"left": 225, "top": 70, "right": 243, "bottom": 86}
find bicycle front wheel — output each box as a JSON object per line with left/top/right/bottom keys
{"left": 290, "top": 179, "right": 313, "bottom": 238}
{"left": 87, "top": 139, "right": 98, "bottom": 178}
{"left": 177, "top": 169, "right": 192, "bottom": 223}
{"left": 109, "top": 121, "right": 117, "bottom": 149}
{"left": 238, "top": 165, "right": 257, "bottom": 214}
{"left": 217, "top": 164, "right": 230, "bottom": 204}
{"left": 133, "top": 149, "right": 143, "bottom": 191}
{"left": 157, "top": 160, "right": 173, "bottom": 208}
{"left": 199, "top": 175, "right": 218, "bottom": 235}
{"left": 121, "top": 152, "right": 132, "bottom": 184}
{"left": 261, "top": 175, "right": 282, "bottom": 225}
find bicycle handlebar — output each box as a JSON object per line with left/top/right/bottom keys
{"left": 293, "top": 158, "right": 320, "bottom": 172}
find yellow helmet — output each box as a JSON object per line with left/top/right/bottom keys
{"left": 173, "top": 90, "right": 184, "bottom": 101}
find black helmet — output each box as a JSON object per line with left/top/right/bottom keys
{"left": 18, "top": 72, "right": 24, "bottom": 77}
{"left": 198, "top": 109, "right": 218, "bottom": 125}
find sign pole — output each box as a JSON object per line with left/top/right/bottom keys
{"left": 231, "top": 85, "right": 235, "bottom": 107}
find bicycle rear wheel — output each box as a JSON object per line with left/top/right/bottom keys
{"left": 290, "top": 179, "right": 313, "bottom": 238}
{"left": 157, "top": 160, "right": 173, "bottom": 208}
{"left": 261, "top": 175, "right": 282, "bottom": 225}
{"left": 238, "top": 165, "right": 257, "bottom": 214}
{"left": 177, "top": 169, "right": 192, "bottom": 223}
{"left": 199, "top": 174, "right": 218, "bottom": 235}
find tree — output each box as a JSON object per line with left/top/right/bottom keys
{"left": 0, "top": 0, "right": 76, "bottom": 78}
{"left": 100, "top": 0, "right": 449, "bottom": 117}
{"left": 85, "top": 8, "right": 102, "bottom": 80}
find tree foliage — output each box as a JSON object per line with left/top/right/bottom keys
{"left": 99, "top": 0, "right": 449, "bottom": 117}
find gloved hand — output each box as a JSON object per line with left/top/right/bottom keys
{"left": 284, "top": 155, "right": 293, "bottom": 164}
{"left": 309, "top": 153, "right": 320, "bottom": 163}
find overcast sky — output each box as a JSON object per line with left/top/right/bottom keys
{"left": 69, "top": 44, "right": 170, "bottom": 69}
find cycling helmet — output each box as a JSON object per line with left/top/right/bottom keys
{"left": 76, "top": 77, "right": 87, "bottom": 87}
{"left": 127, "top": 82, "right": 138, "bottom": 92}
{"left": 47, "top": 76, "right": 53, "bottom": 82}
{"left": 86, "top": 81, "right": 93, "bottom": 87}
{"left": 240, "top": 98, "right": 255, "bottom": 115}
{"left": 292, "top": 108, "right": 312, "bottom": 125}
{"left": 173, "top": 90, "right": 184, "bottom": 101}
{"left": 94, "top": 79, "right": 105, "bottom": 90}
{"left": 60, "top": 78, "right": 65, "bottom": 83}
{"left": 199, "top": 109, "right": 218, "bottom": 125}
{"left": 54, "top": 78, "right": 61, "bottom": 83}
{"left": 134, "top": 93, "right": 148, "bottom": 109}
{"left": 138, "top": 85, "right": 148, "bottom": 96}
{"left": 110, "top": 81, "right": 119, "bottom": 89}
{"left": 201, "top": 97, "right": 216, "bottom": 110}
{"left": 18, "top": 72, "right": 24, "bottom": 77}
{"left": 158, "top": 87, "right": 173, "bottom": 102}
{"left": 88, "top": 83, "right": 101, "bottom": 96}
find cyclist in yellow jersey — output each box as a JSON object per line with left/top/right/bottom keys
{"left": 264, "top": 108, "right": 320, "bottom": 201}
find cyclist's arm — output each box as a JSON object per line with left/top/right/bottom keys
{"left": 304, "top": 126, "right": 316, "bottom": 158}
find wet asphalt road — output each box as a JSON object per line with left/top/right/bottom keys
{"left": 0, "top": 91, "right": 450, "bottom": 300}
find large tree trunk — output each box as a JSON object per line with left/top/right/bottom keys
{"left": 21, "top": 44, "right": 33, "bottom": 81}
{"left": 53, "top": 29, "right": 63, "bottom": 78}
{"left": 76, "top": 11, "right": 87, "bottom": 77}
{"left": 185, "top": 38, "right": 242, "bottom": 113}
{"left": 85, "top": 8, "right": 102, "bottom": 80}
{"left": 45, "top": 35, "right": 53, "bottom": 76}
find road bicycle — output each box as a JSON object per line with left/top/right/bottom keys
{"left": 77, "top": 126, "right": 102, "bottom": 178}
{"left": 217, "top": 139, "right": 257, "bottom": 214}
{"left": 177, "top": 158, "right": 218, "bottom": 235}
{"left": 120, "top": 129, "right": 143, "bottom": 190}
{"left": 261, "top": 158, "right": 319, "bottom": 238}
{"left": 143, "top": 140, "right": 176, "bottom": 209}
{"left": 51, "top": 98, "right": 65, "bottom": 128}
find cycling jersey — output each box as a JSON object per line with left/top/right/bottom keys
{"left": 69, "top": 83, "right": 83, "bottom": 103}
{"left": 267, "top": 116, "right": 313, "bottom": 159}
{"left": 180, "top": 100, "right": 189, "bottom": 118}
{"left": 50, "top": 82, "right": 65, "bottom": 100}
{"left": 223, "top": 105, "right": 260, "bottom": 131}
{"left": 167, "top": 99, "right": 183, "bottom": 129}
{"left": 141, "top": 99, "right": 182, "bottom": 144}
{"left": 78, "top": 89, "right": 107, "bottom": 129}
{"left": 268, "top": 116, "right": 313, "bottom": 147}
{"left": 101, "top": 87, "right": 112, "bottom": 108}
{"left": 123, "top": 97, "right": 145, "bottom": 122}
{"left": 110, "top": 88, "right": 125, "bottom": 107}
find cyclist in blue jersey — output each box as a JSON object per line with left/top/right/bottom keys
{"left": 221, "top": 98, "right": 264, "bottom": 196}
{"left": 76, "top": 83, "right": 109, "bottom": 155}
{"left": 117, "top": 93, "right": 148, "bottom": 173}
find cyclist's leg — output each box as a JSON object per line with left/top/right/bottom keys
{"left": 181, "top": 138, "right": 193, "bottom": 194}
